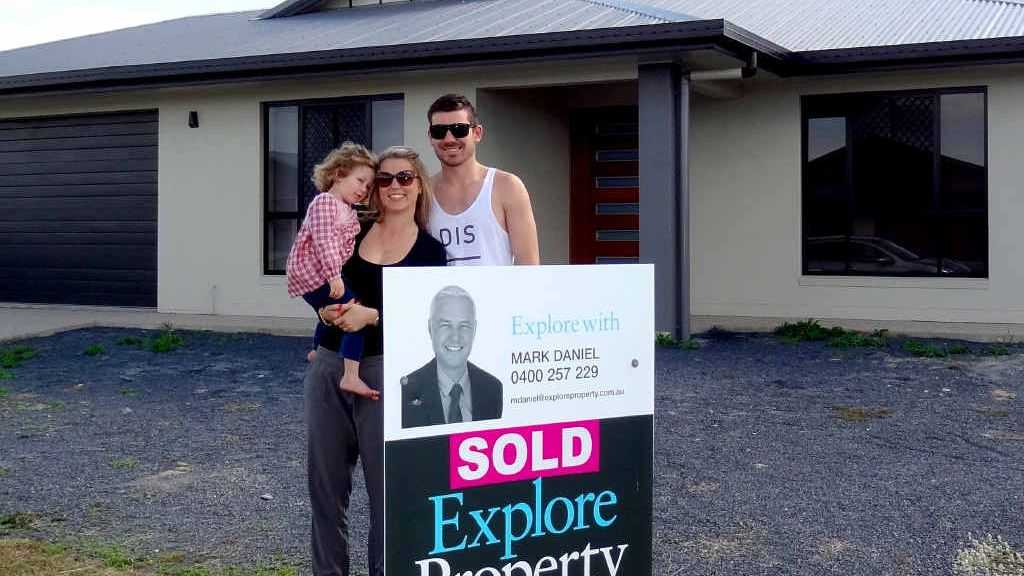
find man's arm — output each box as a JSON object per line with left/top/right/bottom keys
{"left": 498, "top": 172, "right": 540, "bottom": 265}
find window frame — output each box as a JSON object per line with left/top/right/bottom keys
{"left": 800, "top": 86, "right": 989, "bottom": 278}
{"left": 262, "top": 93, "right": 404, "bottom": 275}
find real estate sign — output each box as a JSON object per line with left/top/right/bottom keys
{"left": 383, "top": 265, "right": 655, "bottom": 576}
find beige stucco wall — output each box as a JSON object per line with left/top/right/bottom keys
{"left": 0, "top": 59, "right": 635, "bottom": 317}
{"left": 689, "top": 64, "right": 1024, "bottom": 327}
{"left": 5, "top": 56, "right": 1023, "bottom": 330}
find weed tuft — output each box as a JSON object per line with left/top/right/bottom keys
{"left": 0, "top": 345, "right": 37, "bottom": 369}
{"left": 775, "top": 319, "right": 841, "bottom": 343}
{"left": 0, "top": 386, "right": 8, "bottom": 397}
{"left": 828, "top": 329, "right": 888, "bottom": 349}
{"left": 954, "top": 533, "right": 1024, "bottom": 576}
{"left": 117, "top": 335, "right": 145, "bottom": 347}
{"left": 84, "top": 344, "right": 106, "bottom": 357}
{"left": 949, "top": 344, "right": 972, "bottom": 355}
{"left": 987, "top": 344, "right": 1012, "bottom": 357}
{"left": 0, "top": 370, "right": 11, "bottom": 381}
{"left": 0, "top": 511, "right": 39, "bottom": 531}
{"left": 0, "top": 467, "right": 9, "bottom": 477}
{"left": 655, "top": 333, "right": 702, "bottom": 351}
{"left": 831, "top": 405, "right": 893, "bottom": 423}
{"left": 903, "top": 340, "right": 950, "bottom": 358}
{"left": 110, "top": 457, "right": 138, "bottom": 471}
{"left": 148, "top": 329, "right": 185, "bottom": 353}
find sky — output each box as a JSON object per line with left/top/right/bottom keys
{"left": 0, "top": 0, "right": 272, "bottom": 52}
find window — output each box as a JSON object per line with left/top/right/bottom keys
{"left": 263, "top": 95, "right": 404, "bottom": 274}
{"left": 802, "top": 88, "right": 987, "bottom": 277}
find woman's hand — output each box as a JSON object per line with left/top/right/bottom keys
{"left": 335, "top": 301, "right": 378, "bottom": 332}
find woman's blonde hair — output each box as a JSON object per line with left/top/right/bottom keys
{"left": 311, "top": 142, "right": 378, "bottom": 193}
{"left": 369, "top": 146, "right": 433, "bottom": 230}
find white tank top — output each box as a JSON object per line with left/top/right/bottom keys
{"left": 429, "top": 167, "right": 513, "bottom": 266}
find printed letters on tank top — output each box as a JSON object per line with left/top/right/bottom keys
{"left": 429, "top": 167, "right": 513, "bottom": 266}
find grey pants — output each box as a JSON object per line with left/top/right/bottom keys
{"left": 305, "top": 348, "right": 384, "bottom": 576}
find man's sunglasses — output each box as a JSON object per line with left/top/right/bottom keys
{"left": 429, "top": 122, "right": 476, "bottom": 139}
{"left": 376, "top": 170, "right": 419, "bottom": 187}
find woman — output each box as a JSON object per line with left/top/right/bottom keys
{"left": 304, "top": 146, "right": 446, "bottom": 576}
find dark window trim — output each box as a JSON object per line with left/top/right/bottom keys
{"left": 800, "top": 86, "right": 988, "bottom": 278}
{"left": 262, "top": 93, "right": 402, "bottom": 275}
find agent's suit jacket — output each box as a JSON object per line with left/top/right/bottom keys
{"left": 401, "top": 359, "right": 503, "bottom": 428}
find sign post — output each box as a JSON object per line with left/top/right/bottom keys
{"left": 383, "top": 265, "right": 654, "bottom": 576}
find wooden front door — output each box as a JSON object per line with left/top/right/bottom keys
{"left": 570, "top": 107, "right": 640, "bottom": 264}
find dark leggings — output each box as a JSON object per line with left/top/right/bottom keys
{"left": 302, "top": 280, "right": 364, "bottom": 361}
{"left": 305, "top": 351, "right": 384, "bottom": 576}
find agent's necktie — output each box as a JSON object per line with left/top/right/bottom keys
{"left": 448, "top": 383, "right": 464, "bottom": 424}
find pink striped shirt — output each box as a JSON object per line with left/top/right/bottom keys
{"left": 286, "top": 193, "right": 361, "bottom": 297}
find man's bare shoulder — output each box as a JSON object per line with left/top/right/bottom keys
{"left": 492, "top": 169, "right": 529, "bottom": 202}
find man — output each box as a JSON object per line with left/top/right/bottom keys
{"left": 402, "top": 285, "right": 502, "bottom": 428}
{"left": 427, "top": 93, "right": 540, "bottom": 266}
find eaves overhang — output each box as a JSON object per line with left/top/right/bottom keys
{"left": 0, "top": 20, "right": 788, "bottom": 98}
{"left": 791, "top": 36, "right": 1024, "bottom": 75}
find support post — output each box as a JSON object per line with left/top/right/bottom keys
{"left": 639, "top": 62, "right": 690, "bottom": 340}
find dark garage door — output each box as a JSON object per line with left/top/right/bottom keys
{"left": 0, "top": 111, "right": 157, "bottom": 307}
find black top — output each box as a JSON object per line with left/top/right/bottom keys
{"left": 319, "top": 225, "right": 447, "bottom": 356}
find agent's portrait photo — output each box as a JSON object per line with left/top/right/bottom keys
{"left": 401, "top": 285, "right": 503, "bottom": 428}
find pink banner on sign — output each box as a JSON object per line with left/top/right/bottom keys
{"left": 448, "top": 420, "right": 601, "bottom": 489}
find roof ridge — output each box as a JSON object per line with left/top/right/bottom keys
{"left": 575, "top": 0, "right": 696, "bottom": 23}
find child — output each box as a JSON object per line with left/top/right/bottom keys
{"left": 287, "top": 142, "right": 379, "bottom": 400}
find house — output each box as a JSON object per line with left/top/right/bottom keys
{"left": 1, "top": 0, "right": 1022, "bottom": 338}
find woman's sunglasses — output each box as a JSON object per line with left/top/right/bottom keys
{"left": 428, "top": 122, "right": 476, "bottom": 139}
{"left": 376, "top": 170, "right": 419, "bottom": 187}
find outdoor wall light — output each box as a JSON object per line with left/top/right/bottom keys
{"left": 188, "top": 111, "right": 199, "bottom": 128}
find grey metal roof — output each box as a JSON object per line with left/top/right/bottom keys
{"left": 0, "top": 0, "right": 688, "bottom": 79}
{"left": 2, "top": 0, "right": 1024, "bottom": 94}
{"left": 639, "top": 0, "right": 1024, "bottom": 51}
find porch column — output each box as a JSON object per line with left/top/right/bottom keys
{"left": 639, "top": 62, "right": 690, "bottom": 339}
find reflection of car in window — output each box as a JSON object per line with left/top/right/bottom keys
{"left": 806, "top": 236, "right": 972, "bottom": 275}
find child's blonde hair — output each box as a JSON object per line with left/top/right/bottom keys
{"left": 311, "top": 142, "right": 378, "bottom": 193}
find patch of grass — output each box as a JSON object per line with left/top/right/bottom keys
{"left": 0, "top": 386, "right": 9, "bottom": 397}
{"left": 84, "top": 344, "right": 106, "bottom": 357}
{"left": 0, "top": 345, "right": 37, "bottom": 369}
{"left": 0, "top": 467, "right": 8, "bottom": 477}
{"left": 0, "top": 539, "right": 131, "bottom": 576}
{"left": 828, "top": 329, "right": 888, "bottom": 349}
{"left": 110, "top": 457, "right": 138, "bottom": 470}
{"left": 0, "top": 370, "right": 12, "bottom": 381}
{"left": 977, "top": 408, "right": 1011, "bottom": 418}
{"left": 954, "top": 533, "right": 1024, "bottom": 576}
{"left": 117, "top": 335, "right": 145, "bottom": 347}
{"left": 79, "top": 541, "right": 139, "bottom": 570}
{"left": 1, "top": 512, "right": 39, "bottom": 531}
{"left": 148, "top": 329, "right": 185, "bottom": 353}
{"left": 119, "top": 387, "right": 139, "bottom": 397}
{"left": 0, "top": 539, "right": 299, "bottom": 576}
{"left": 903, "top": 340, "right": 950, "bottom": 358}
{"left": 949, "top": 344, "right": 972, "bottom": 355}
{"left": 831, "top": 405, "right": 894, "bottom": 423}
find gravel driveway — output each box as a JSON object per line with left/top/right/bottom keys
{"left": 0, "top": 327, "right": 1021, "bottom": 575}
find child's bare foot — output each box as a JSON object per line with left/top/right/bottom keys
{"left": 339, "top": 372, "right": 379, "bottom": 400}
{"left": 306, "top": 349, "right": 317, "bottom": 362}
